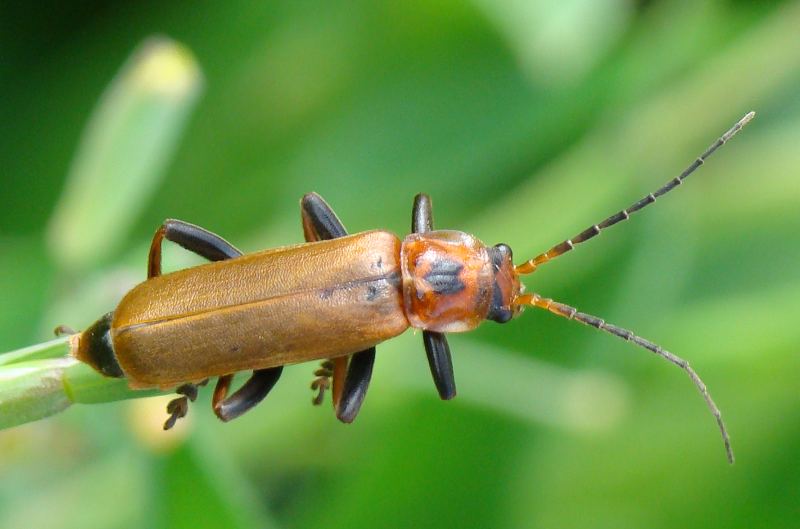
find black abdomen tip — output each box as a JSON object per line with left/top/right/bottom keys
{"left": 74, "top": 312, "right": 124, "bottom": 378}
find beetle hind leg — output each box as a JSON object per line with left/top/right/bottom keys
{"left": 163, "top": 381, "right": 206, "bottom": 430}
{"left": 148, "top": 218, "right": 242, "bottom": 279}
{"left": 163, "top": 397, "right": 188, "bottom": 430}
{"left": 212, "top": 367, "right": 284, "bottom": 422}
{"left": 310, "top": 360, "right": 335, "bottom": 405}
{"left": 147, "top": 218, "right": 244, "bottom": 428}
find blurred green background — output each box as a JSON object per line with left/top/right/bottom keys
{"left": 2, "top": 1, "right": 799, "bottom": 528}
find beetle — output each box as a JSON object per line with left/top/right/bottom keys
{"left": 70, "top": 112, "right": 754, "bottom": 463}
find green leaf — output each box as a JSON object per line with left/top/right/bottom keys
{"left": 47, "top": 37, "right": 203, "bottom": 272}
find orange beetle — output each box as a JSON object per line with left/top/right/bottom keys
{"left": 71, "top": 112, "right": 753, "bottom": 463}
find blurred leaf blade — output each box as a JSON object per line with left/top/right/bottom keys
{"left": 0, "top": 336, "right": 70, "bottom": 367}
{"left": 47, "top": 36, "right": 203, "bottom": 272}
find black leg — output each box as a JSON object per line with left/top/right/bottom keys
{"left": 301, "top": 192, "right": 348, "bottom": 240}
{"left": 301, "top": 192, "right": 377, "bottom": 423}
{"left": 212, "top": 367, "right": 284, "bottom": 422}
{"left": 411, "top": 193, "right": 433, "bottom": 233}
{"left": 412, "top": 193, "right": 457, "bottom": 400}
{"left": 148, "top": 218, "right": 242, "bottom": 278}
{"left": 423, "top": 331, "right": 456, "bottom": 400}
{"left": 336, "top": 349, "right": 376, "bottom": 423}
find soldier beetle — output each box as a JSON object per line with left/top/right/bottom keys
{"left": 70, "top": 112, "right": 754, "bottom": 463}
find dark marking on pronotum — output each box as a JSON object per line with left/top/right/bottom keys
{"left": 424, "top": 259, "right": 465, "bottom": 295}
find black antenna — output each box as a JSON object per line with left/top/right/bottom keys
{"left": 516, "top": 111, "right": 755, "bottom": 274}
{"left": 515, "top": 292, "right": 734, "bottom": 464}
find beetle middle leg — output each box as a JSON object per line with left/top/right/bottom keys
{"left": 412, "top": 193, "right": 457, "bottom": 400}
{"left": 301, "top": 193, "right": 377, "bottom": 422}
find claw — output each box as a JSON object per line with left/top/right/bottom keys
{"left": 311, "top": 376, "right": 330, "bottom": 406}
{"left": 312, "top": 386, "right": 327, "bottom": 406}
{"left": 163, "top": 413, "right": 179, "bottom": 430}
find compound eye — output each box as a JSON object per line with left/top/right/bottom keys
{"left": 491, "top": 243, "right": 512, "bottom": 267}
{"left": 487, "top": 243, "right": 517, "bottom": 324}
{"left": 487, "top": 304, "right": 513, "bottom": 323}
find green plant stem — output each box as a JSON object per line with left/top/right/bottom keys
{"left": 0, "top": 339, "right": 162, "bottom": 429}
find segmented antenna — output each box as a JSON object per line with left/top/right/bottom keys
{"left": 515, "top": 111, "right": 755, "bottom": 274}
{"left": 515, "top": 292, "right": 734, "bottom": 464}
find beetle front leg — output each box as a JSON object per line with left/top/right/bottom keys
{"left": 412, "top": 194, "right": 457, "bottom": 400}
{"left": 422, "top": 332, "right": 455, "bottom": 400}
{"left": 301, "top": 193, "right": 377, "bottom": 422}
